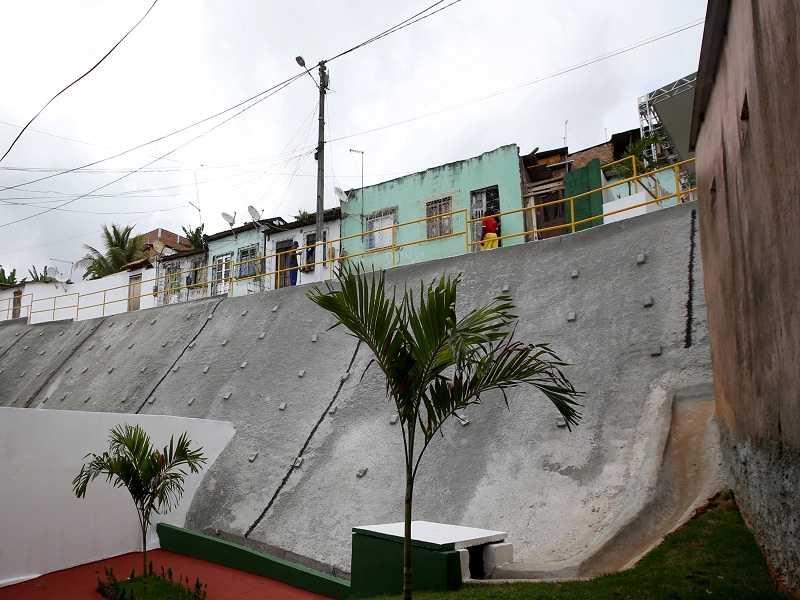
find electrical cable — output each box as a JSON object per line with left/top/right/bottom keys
{"left": 327, "top": 18, "right": 706, "bottom": 144}
{"left": 0, "top": 76, "right": 299, "bottom": 228}
{"left": 0, "top": 0, "right": 160, "bottom": 164}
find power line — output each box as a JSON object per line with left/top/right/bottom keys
{"left": 0, "top": 0, "right": 160, "bottom": 164}
{"left": 0, "top": 76, "right": 300, "bottom": 228}
{"left": 0, "top": 0, "right": 463, "bottom": 194}
{"left": 328, "top": 18, "right": 706, "bottom": 144}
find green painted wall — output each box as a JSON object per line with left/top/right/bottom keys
{"left": 157, "top": 523, "right": 351, "bottom": 599}
{"left": 564, "top": 158, "right": 604, "bottom": 231}
{"left": 340, "top": 145, "right": 523, "bottom": 270}
{"left": 350, "top": 531, "right": 462, "bottom": 597}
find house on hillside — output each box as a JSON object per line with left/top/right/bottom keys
{"left": 0, "top": 260, "right": 157, "bottom": 324}
{"left": 154, "top": 247, "right": 208, "bottom": 306}
{"left": 204, "top": 208, "right": 341, "bottom": 295}
{"left": 339, "top": 144, "right": 525, "bottom": 269}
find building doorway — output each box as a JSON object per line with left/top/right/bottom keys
{"left": 275, "top": 239, "right": 294, "bottom": 288}
{"left": 128, "top": 274, "right": 142, "bottom": 312}
{"left": 12, "top": 290, "right": 22, "bottom": 319}
{"left": 469, "top": 186, "right": 500, "bottom": 252}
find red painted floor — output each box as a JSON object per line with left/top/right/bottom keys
{"left": 0, "top": 549, "right": 333, "bottom": 600}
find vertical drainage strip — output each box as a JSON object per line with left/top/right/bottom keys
{"left": 684, "top": 209, "right": 697, "bottom": 348}
{"left": 245, "top": 340, "right": 362, "bottom": 538}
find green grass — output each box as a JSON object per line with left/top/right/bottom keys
{"left": 372, "top": 491, "right": 786, "bottom": 599}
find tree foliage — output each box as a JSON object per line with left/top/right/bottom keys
{"left": 308, "top": 265, "right": 582, "bottom": 599}
{"left": 76, "top": 224, "right": 146, "bottom": 280}
{"left": 73, "top": 424, "right": 207, "bottom": 595}
{"left": 181, "top": 224, "right": 205, "bottom": 250}
{"left": 0, "top": 266, "right": 24, "bottom": 285}
{"left": 27, "top": 265, "right": 55, "bottom": 283}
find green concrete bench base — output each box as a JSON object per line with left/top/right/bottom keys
{"left": 157, "top": 523, "right": 351, "bottom": 599}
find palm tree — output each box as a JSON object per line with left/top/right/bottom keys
{"left": 182, "top": 224, "right": 205, "bottom": 250}
{"left": 27, "top": 265, "right": 55, "bottom": 283}
{"left": 76, "top": 224, "right": 146, "bottom": 280}
{"left": 603, "top": 130, "right": 669, "bottom": 197}
{"left": 308, "top": 265, "right": 582, "bottom": 600}
{"left": 72, "top": 424, "right": 206, "bottom": 595}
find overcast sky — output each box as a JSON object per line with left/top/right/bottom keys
{"left": 0, "top": 0, "right": 707, "bottom": 278}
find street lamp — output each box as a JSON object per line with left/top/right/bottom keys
{"left": 297, "top": 56, "right": 328, "bottom": 254}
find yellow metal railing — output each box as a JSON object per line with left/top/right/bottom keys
{"left": 0, "top": 159, "right": 695, "bottom": 323}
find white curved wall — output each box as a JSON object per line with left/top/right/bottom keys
{"left": 0, "top": 407, "right": 234, "bottom": 587}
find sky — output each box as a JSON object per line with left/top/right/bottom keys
{"left": 0, "top": 0, "right": 708, "bottom": 279}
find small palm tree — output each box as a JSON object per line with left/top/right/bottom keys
{"left": 27, "top": 265, "right": 55, "bottom": 283}
{"left": 73, "top": 424, "right": 206, "bottom": 595}
{"left": 308, "top": 265, "right": 582, "bottom": 600}
{"left": 182, "top": 224, "right": 205, "bottom": 250}
{"left": 76, "top": 224, "right": 146, "bottom": 280}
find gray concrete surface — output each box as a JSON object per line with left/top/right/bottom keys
{"left": 0, "top": 202, "right": 719, "bottom": 579}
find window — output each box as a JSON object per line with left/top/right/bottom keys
{"left": 211, "top": 252, "right": 233, "bottom": 296}
{"left": 237, "top": 244, "right": 260, "bottom": 278}
{"left": 304, "top": 230, "right": 328, "bottom": 268}
{"left": 188, "top": 258, "right": 205, "bottom": 287}
{"left": 365, "top": 208, "right": 397, "bottom": 250}
{"left": 165, "top": 265, "right": 180, "bottom": 291}
{"left": 426, "top": 196, "right": 452, "bottom": 238}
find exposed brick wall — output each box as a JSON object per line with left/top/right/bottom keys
{"left": 141, "top": 228, "right": 190, "bottom": 250}
{"left": 569, "top": 142, "right": 614, "bottom": 170}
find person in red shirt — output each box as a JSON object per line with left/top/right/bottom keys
{"left": 481, "top": 208, "right": 499, "bottom": 250}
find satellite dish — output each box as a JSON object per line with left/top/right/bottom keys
{"left": 334, "top": 187, "right": 348, "bottom": 203}
{"left": 248, "top": 205, "right": 262, "bottom": 221}
{"left": 55, "top": 272, "right": 69, "bottom": 284}
{"left": 152, "top": 240, "right": 166, "bottom": 254}
{"left": 45, "top": 266, "right": 60, "bottom": 279}
{"left": 222, "top": 212, "right": 236, "bottom": 226}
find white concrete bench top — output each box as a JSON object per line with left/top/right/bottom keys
{"left": 352, "top": 521, "right": 507, "bottom": 551}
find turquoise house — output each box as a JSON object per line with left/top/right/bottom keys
{"left": 339, "top": 145, "right": 524, "bottom": 269}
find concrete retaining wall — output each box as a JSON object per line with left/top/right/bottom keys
{"left": 0, "top": 202, "right": 713, "bottom": 579}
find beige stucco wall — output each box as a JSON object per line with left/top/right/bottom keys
{"left": 694, "top": 0, "right": 800, "bottom": 594}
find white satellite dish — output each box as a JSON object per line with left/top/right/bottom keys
{"left": 222, "top": 212, "right": 236, "bottom": 226}
{"left": 334, "top": 187, "right": 348, "bottom": 203}
{"left": 152, "top": 240, "right": 166, "bottom": 254}
{"left": 55, "top": 271, "right": 69, "bottom": 284}
{"left": 45, "top": 265, "right": 60, "bottom": 279}
{"left": 248, "top": 205, "right": 262, "bottom": 221}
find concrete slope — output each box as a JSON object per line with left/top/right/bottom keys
{"left": 0, "top": 202, "right": 719, "bottom": 580}
{"left": 242, "top": 203, "right": 718, "bottom": 575}
{"left": 28, "top": 298, "right": 220, "bottom": 412}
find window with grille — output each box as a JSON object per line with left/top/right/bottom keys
{"left": 304, "top": 230, "right": 328, "bottom": 267}
{"left": 365, "top": 208, "right": 397, "bottom": 250}
{"left": 165, "top": 265, "right": 180, "bottom": 291}
{"left": 425, "top": 196, "right": 452, "bottom": 238}
{"left": 211, "top": 252, "right": 232, "bottom": 295}
{"left": 237, "top": 244, "right": 260, "bottom": 278}
{"left": 188, "top": 258, "right": 205, "bottom": 287}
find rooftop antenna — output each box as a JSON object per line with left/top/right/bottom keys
{"left": 45, "top": 265, "right": 69, "bottom": 289}
{"left": 48, "top": 258, "right": 74, "bottom": 286}
{"left": 248, "top": 205, "right": 267, "bottom": 233}
{"left": 221, "top": 211, "right": 237, "bottom": 239}
{"left": 150, "top": 240, "right": 166, "bottom": 297}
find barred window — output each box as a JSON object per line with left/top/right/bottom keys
{"left": 365, "top": 208, "right": 397, "bottom": 250}
{"left": 426, "top": 196, "right": 452, "bottom": 238}
{"left": 237, "top": 244, "right": 260, "bottom": 278}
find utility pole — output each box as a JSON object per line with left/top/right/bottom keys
{"left": 315, "top": 62, "right": 328, "bottom": 260}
